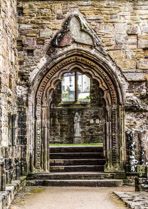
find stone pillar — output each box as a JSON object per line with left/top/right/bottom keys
{"left": 15, "top": 158, "right": 20, "bottom": 180}
{"left": 41, "top": 106, "right": 49, "bottom": 172}
{"left": 138, "top": 132, "right": 146, "bottom": 165}
{"left": 126, "top": 131, "right": 138, "bottom": 173}
{"left": 0, "top": 162, "right": 6, "bottom": 191}
{"left": 135, "top": 166, "right": 148, "bottom": 191}
{"left": 105, "top": 105, "right": 125, "bottom": 173}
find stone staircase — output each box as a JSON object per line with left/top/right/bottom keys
{"left": 50, "top": 145, "right": 105, "bottom": 173}
{"left": 27, "top": 146, "right": 123, "bottom": 187}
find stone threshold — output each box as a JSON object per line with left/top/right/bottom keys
{"left": 0, "top": 176, "right": 26, "bottom": 209}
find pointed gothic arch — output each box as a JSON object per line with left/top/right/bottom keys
{"left": 28, "top": 11, "right": 127, "bottom": 173}
{"left": 30, "top": 49, "right": 125, "bottom": 173}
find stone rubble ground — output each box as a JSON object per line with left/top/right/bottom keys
{"left": 114, "top": 191, "right": 148, "bottom": 209}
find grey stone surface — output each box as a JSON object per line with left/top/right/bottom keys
{"left": 115, "top": 191, "right": 148, "bottom": 209}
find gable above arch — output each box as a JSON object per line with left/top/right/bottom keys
{"left": 47, "top": 10, "right": 107, "bottom": 56}
{"left": 29, "top": 10, "right": 128, "bottom": 102}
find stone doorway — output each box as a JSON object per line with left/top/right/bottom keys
{"left": 50, "top": 71, "right": 106, "bottom": 146}
{"left": 32, "top": 50, "right": 125, "bottom": 173}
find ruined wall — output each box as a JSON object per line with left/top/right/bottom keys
{"left": 50, "top": 80, "right": 105, "bottom": 144}
{"left": 15, "top": 0, "right": 148, "bottom": 174}
{"left": 17, "top": 0, "right": 148, "bottom": 81}
{"left": 0, "top": 0, "right": 26, "bottom": 187}
{"left": 0, "top": 0, "right": 147, "bottom": 196}
{"left": 17, "top": 0, "right": 148, "bottom": 161}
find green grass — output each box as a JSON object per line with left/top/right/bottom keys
{"left": 32, "top": 188, "right": 45, "bottom": 193}
{"left": 50, "top": 143, "right": 103, "bottom": 146}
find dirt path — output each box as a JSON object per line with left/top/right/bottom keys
{"left": 10, "top": 186, "right": 133, "bottom": 209}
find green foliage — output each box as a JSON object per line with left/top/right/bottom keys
{"left": 62, "top": 97, "right": 69, "bottom": 101}
{"left": 62, "top": 91, "right": 68, "bottom": 95}
{"left": 50, "top": 143, "right": 103, "bottom": 146}
{"left": 79, "top": 95, "right": 90, "bottom": 101}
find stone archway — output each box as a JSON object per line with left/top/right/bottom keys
{"left": 34, "top": 49, "right": 125, "bottom": 173}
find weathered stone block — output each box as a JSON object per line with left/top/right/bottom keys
{"left": 39, "top": 30, "right": 52, "bottom": 38}
{"left": 137, "top": 59, "right": 148, "bottom": 69}
{"left": 127, "top": 35, "right": 137, "bottom": 49}
{"left": 115, "top": 34, "right": 128, "bottom": 45}
{"left": 20, "top": 24, "right": 32, "bottom": 30}
{"left": 138, "top": 39, "right": 148, "bottom": 49}
{"left": 127, "top": 25, "right": 140, "bottom": 35}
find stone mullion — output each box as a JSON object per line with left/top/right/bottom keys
{"left": 75, "top": 71, "right": 78, "bottom": 102}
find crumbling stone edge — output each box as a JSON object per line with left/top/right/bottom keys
{"left": 0, "top": 177, "right": 26, "bottom": 209}
{"left": 113, "top": 192, "right": 132, "bottom": 209}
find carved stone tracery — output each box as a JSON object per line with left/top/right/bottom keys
{"left": 33, "top": 10, "right": 125, "bottom": 172}
{"left": 37, "top": 56, "right": 118, "bottom": 107}
{"left": 34, "top": 52, "right": 124, "bottom": 172}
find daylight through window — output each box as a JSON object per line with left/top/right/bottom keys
{"left": 62, "top": 72, "right": 90, "bottom": 102}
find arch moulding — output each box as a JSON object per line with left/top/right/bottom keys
{"left": 31, "top": 50, "right": 126, "bottom": 173}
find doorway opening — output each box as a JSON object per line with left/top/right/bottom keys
{"left": 50, "top": 70, "right": 106, "bottom": 147}
{"left": 34, "top": 52, "right": 125, "bottom": 173}
{"left": 49, "top": 70, "right": 106, "bottom": 173}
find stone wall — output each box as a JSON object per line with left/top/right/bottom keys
{"left": 16, "top": 0, "right": 148, "bottom": 166}
{"left": 0, "top": 0, "right": 26, "bottom": 189}
{"left": 50, "top": 79, "right": 105, "bottom": 144}
{"left": 17, "top": 0, "right": 148, "bottom": 81}
{"left": 0, "top": 0, "right": 18, "bottom": 146}
{"left": 0, "top": 0, "right": 147, "bottom": 198}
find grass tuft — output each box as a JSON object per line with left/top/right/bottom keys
{"left": 50, "top": 143, "right": 103, "bottom": 146}
{"left": 32, "top": 188, "right": 45, "bottom": 193}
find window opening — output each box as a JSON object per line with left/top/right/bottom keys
{"left": 62, "top": 72, "right": 90, "bottom": 102}
{"left": 77, "top": 73, "right": 90, "bottom": 101}
{"left": 62, "top": 72, "right": 75, "bottom": 101}
{"left": 17, "top": 7, "right": 23, "bottom": 16}
{"left": 8, "top": 114, "right": 16, "bottom": 146}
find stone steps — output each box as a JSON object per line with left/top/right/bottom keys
{"left": 27, "top": 179, "right": 123, "bottom": 187}
{"left": 50, "top": 158, "right": 105, "bottom": 166}
{"left": 50, "top": 145, "right": 105, "bottom": 173}
{"left": 50, "top": 146, "right": 103, "bottom": 153}
{"left": 50, "top": 165, "right": 104, "bottom": 172}
{"left": 27, "top": 146, "right": 123, "bottom": 187}
{"left": 28, "top": 172, "right": 115, "bottom": 180}
{"left": 50, "top": 152, "right": 104, "bottom": 159}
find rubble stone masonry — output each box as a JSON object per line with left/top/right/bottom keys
{"left": 17, "top": 0, "right": 148, "bottom": 161}
{"left": 0, "top": 0, "right": 27, "bottom": 192}
{"left": 0, "top": 1, "right": 147, "bottom": 203}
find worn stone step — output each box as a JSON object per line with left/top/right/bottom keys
{"left": 27, "top": 179, "right": 123, "bottom": 187}
{"left": 50, "top": 159, "right": 105, "bottom": 166}
{"left": 50, "top": 145, "right": 103, "bottom": 153}
{"left": 50, "top": 165, "right": 104, "bottom": 172}
{"left": 28, "top": 172, "right": 115, "bottom": 180}
{"left": 50, "top": 152, "right": 104, "bottom": 159}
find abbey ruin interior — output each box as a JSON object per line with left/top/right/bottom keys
{"left": 0, "top": 0, "right": 148, "bottom": 207}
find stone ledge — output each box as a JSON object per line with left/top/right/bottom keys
{"left": 0, "top": 176, "right": 26, "bottom": 209}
